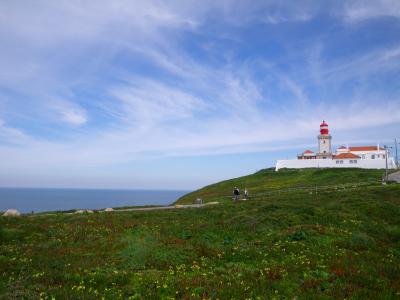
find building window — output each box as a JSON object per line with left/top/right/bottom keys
{"left": 383, "top": 154, "right": 386, "bottom": 159}
{"left": 336, "top": 160, "right": 340, "bottom": 164}
{"left": 371, "top": 155, "right": 375, "bottom": 159}
{"left": 323, "top": 141, "right": 326, "bottom": 144}
{"left": 362, "top": 154, "right": 365, "bottom": 159}
{"left": 340, "top": 160, "right": 344, "bottom": 164}
{"left": 377, "top": 154, "right": 380, "bottom": 158}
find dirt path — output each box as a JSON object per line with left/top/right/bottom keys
{"left": 388, "top": 170, "right": 400, "bottom": 183}
{"left": 25, "top": 202, "right": 219, "bottom": 217}
{"left": 105, "top": 201, "right": 219, "bottom": 213}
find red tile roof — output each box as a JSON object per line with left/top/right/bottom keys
{"left": 334, "top": 153, "right": 361, "bottom": 159}
{"left": 303, "top": 150, "right": 314, "bottom": 154}
{"left": 348, "top": 146, "right": 383, "bottom": 151}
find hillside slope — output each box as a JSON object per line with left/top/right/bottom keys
{"left": 176, "top": 168, "right": 384, "bottom": 204}
{"left": 1, "top": 183, "right": 399, "bottom": 298}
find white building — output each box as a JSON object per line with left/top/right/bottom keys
{"left": 276, "top": 121, "right": 396, "bottom": 171}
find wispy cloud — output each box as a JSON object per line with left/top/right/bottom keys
{"left": 56, "top": 102, "right": 88, "bottom": 126}
{"left": 0, "top": 1, "right": 399, "bottom": 187}
{"left": 110, "top": 79, "right": 209, "bottom": 126}
{"left": 343, "top": 0, "right": 400, "bottom": 22}
{"left": 0, "top": 119, "right": 34, "bottom": 146}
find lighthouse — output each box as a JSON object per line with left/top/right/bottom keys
{"left": 276, "top": 121, "right": 397, "bottom": 170}
{"left": 317, "top": 120, "right": 332, "bottom": 159}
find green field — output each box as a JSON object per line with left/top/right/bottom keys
{"left": 1, "top": 168, "right": 400, "bottom": 299}
{"left": 175, "top": 168, "right": 385, "bottom": 204}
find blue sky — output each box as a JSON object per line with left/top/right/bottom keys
{"left": 0, "top": 1, "right": 399, "bottom": 189}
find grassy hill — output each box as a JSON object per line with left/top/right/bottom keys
{"left": 176, "top": 168, "right": 385, "bottom": 204}
{"left": 1, "top": 168, "right": 399, "bottom": 299}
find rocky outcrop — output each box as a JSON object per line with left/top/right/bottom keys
{"left": 3, "top": 209, "right": 21, "bottom": 217}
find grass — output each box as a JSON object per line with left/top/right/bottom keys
{"left": 175, "top": 168, "right": 384, "bottom": 204}
{"left": 0, "top": 168, "right": 399, "bottom": 299}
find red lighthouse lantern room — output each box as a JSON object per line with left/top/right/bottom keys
{"left": 320, "top": 120, "right": 329, "bottom": 135}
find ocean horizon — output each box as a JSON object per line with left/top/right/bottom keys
{"left": 0, "top": 188, "right": 190, "bottom": 213}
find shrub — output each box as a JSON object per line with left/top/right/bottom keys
{"left": 287, "top": 230, "right": 307, "bottom": 241}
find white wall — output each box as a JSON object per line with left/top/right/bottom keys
{"left": 335, "top": 149, "right": 387, "bottom": 160}
{"left": 275, "top": 157, "right": 396, "bottom": 171}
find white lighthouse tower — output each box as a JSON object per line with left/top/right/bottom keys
{"left": 317, "top": 120, "right": 332, "bottom": 159}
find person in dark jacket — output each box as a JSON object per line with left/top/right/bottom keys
{"left": 233, "top": 187, "right": 240, "bottom": 201}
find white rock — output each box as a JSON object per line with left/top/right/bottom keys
{"left": 86, "top": 210, "right": 94, "bottom": 214}
{"left": 3, "top": 209, "right": 21, "bottom": 217}
{"left": 74, "top": 210, "right": 85, "bottom": 214}
{"left": 104, "top": 208, "right": 114, "bottom": 212}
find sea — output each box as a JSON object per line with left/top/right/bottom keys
{"left": 0, "top": 188, "right": 189, "bottom": 213}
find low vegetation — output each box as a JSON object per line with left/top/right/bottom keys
{"left": 1, "top": 168, "right": 399, "bottom": 299}
{"left": 176, "top": 168, "right": 384, "bottom": 204}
